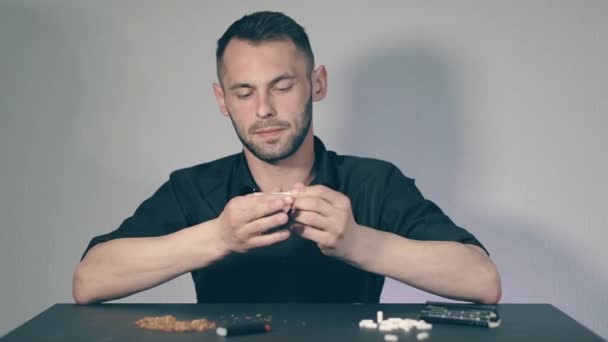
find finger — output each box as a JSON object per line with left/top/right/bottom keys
{"left": 282, "top": 195, "right": 294, "bottom": 212}
{"left": 291, "top": 185, "right": 346, "bottom": 207}
{"left": 291, "top": 197, "right": 333, "bottom": 217}
{"left": 292, "top": 210, "right": 332, "bottom": 232}
{"left": 267, "top": 187, "right": 293, "bottom": 212}
{"left": 293, "top": 182, "right": 306, "bottom": 190}
{"left": 248, "top": 229, "right": 291, "bottom": 249}
{"left": 241, "top": 195, "right": 292, "bottom": 223}
{"left": 291, "top": 224, "right": 331, "bottom": 246}
{"left": 286, "top": 196, "right": 294, "bottom": 205}
{"left": 250, "top": 191, "right": 294, "bottom": 212}
{"left": 241, "top": 211, "right": 289, "bottom": 237}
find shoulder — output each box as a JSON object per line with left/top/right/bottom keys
{"left": 167, "top": 153, "right": 240, "bottom": 186}
{"left": 336, "top": 153, "right": 396, "bottom": 172}
{"left": 332, "top": 151, "right": 407, "bottom": 183}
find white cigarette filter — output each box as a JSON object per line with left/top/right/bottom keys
{"left": 417, "top": 332, "right": 430, "bottom": 340}
{"left": 384, "top": 334, "right": 399, "bottom": 341}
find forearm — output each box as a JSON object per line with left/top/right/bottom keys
{"left": 72, "top": 218, "right": 227, "bottom": 304}
{"left": 345, "top": 226, "right": 502, "bottom": 304}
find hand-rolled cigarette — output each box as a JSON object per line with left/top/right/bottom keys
{"left": 252, "top": 192, "right": 292, "bottom": 196}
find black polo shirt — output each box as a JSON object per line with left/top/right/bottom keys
{"left": 82, "top": 136, "right": 487, "bottom": 303}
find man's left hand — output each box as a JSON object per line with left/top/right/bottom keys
{"left": 289, "top": 182, "right": 361, "bottom": 259}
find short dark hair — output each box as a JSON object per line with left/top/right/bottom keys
{"left": 216, "top": 11, "right": 315, "bottom": 81}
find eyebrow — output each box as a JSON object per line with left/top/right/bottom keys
{"left": 227, "top": 73, "right": 296, "bottom": 91}
{"left": 228, "top": 82, "right": 253, "bottom": 91}
{"left": 269, "top": 73, "right": 296, "bottom": 86}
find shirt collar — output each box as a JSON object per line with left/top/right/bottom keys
{"left": 231, "top": 135, "right": 338, "bottom": 197}
{"left": 309, "top": 136, "right": 339, "bottom": 190}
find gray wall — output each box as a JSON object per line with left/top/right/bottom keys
{"left": 1, "top": 0, "right": 606, "bottom": 338}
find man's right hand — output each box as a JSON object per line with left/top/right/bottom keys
{"left": 73, "top": 192, "right": 293, "bottom": 304}
{"left": 216, "top": 193, "right": 293, "bottom": 253}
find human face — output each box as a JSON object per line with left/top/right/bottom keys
{"left": 213, "top": 38, "right": 325, "bottom": 163}
{"left": 228, "top": 95, "right": 312, "bottom": 163}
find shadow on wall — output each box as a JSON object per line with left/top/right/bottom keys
{"left": 340, "top": 44, "right": 461, "bottom": 203}
{"left": 342, "top": 44, "right": 607, "bottom": 338}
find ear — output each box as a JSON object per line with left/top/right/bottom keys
{"left": 311, "top": 65, "right": 328, "bottom": 102}
{"left": 212, "top": 82, "right": 229, "bottom": 117}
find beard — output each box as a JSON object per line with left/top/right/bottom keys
{"left": 228, "top": 96, "right": 313, "bottom": 163}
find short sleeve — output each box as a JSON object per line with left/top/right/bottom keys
{"left": 380, "top": 165, "right": 489, "bottom": 255}
{"left": 80, "top": 175, "right": 188, "bottom": 260}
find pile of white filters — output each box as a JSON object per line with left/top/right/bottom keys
{"left": 358, "top": 311, "right": 432, "bottom": 341}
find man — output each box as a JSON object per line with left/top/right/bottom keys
{"left": 73, "top": 11, "right": 501, "bottom": 304}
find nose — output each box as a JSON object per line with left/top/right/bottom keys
{"left": 256, "top": 91, "right": 276, "bottom": 119}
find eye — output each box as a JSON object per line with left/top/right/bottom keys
{"left": 274, "top": 84, "right": 293, "bottom": 92}
{"left": 236, "top": 92, "right": 252, "bottom": 99}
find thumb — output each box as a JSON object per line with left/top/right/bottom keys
{"left": 291, "top": 182, "right": 306, "bottom": 196}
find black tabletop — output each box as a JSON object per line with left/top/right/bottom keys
{"left": 1, "top": 303, "right": 604, "bottom": 341}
